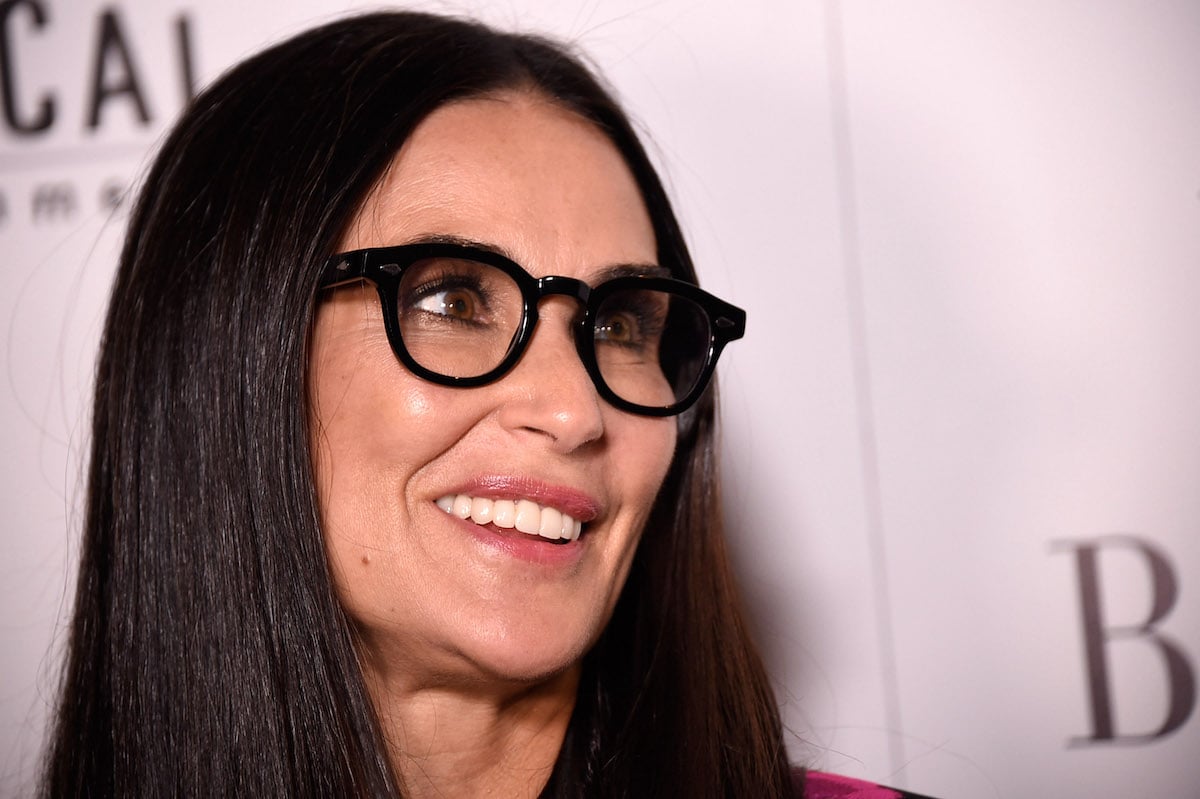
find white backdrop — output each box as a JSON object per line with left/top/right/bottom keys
{"left": 3, "top": 1, "right": 1198, "bottom": 796}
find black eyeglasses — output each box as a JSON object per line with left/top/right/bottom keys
{"left": 317, "top": 242, "right": 745, "bottom": 417}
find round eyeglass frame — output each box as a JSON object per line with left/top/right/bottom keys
{"left": 316, "top": 241, "right": 746, "bottom": 417}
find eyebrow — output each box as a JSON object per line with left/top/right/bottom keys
{"left": 593, "top": 262, "right": 671, "bottom": 281}
{"left": 402, "top": 233, "right": 671, "bottom": 281}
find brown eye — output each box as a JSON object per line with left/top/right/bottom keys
{"left": 441, "top": 290, "right": 475, "bottom": 320}
{"left": 417, "top": 289, "right": 478, "bottom": 321}
{"left": 596, "top": 311, "right": 637, "bottom": 344}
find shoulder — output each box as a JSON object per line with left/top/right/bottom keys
{"left": 794, "top": 769, "right": 941, "bottom": 799}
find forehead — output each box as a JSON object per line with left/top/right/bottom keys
{"left": 339, "top": 90, "right": 658, "bottom": 278}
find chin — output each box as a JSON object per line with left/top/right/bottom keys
{"left": 459, "top": 617, "right": 597, "bottom": 686}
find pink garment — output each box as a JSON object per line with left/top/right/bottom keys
{"left": 803, "top": 771, "right": 902, "bottom": 799}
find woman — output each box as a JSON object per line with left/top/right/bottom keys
{"left": 41, "top": 11, "right": 928, "bottom": 798}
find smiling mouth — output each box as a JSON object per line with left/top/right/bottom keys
{"left": 435, "top": 494, "right": 584, "bottom": 543}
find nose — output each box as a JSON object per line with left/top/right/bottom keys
{"left": 495, "top": 296, "right": 604, "bottom": 452}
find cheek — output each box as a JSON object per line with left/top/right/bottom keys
{"left": 308, "top": 318, "right": 449, "bottom": 542}
{"left": 309, "top": 306, "right": 449, "bottom": 479}
{"left": 310, "top": 370, "right": 461, "bottom": 518}
{"left": 309, "top": 363, "right": 472, "bottom": 621}
{"left": 617, "top": 416, "right": 678, "bottom": 520}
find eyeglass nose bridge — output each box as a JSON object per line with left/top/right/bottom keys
{"left": 515, "top": 273, "right": 599, "bottom": 367}
{"left": 520, "top": 274, "right": 596, "bottom": 344}
{"left": 532, "top": 274, "right": 592, "bottom": 306}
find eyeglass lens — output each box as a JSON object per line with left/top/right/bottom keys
{"left": 396, "top": 256, "right": 710, "bottom": 409}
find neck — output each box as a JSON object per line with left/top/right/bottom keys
{"left": 365, "top": 664, "right": 580, "bottom": 799}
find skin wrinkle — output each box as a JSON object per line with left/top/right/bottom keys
{"left": 308, "top": 89, "right": 675, "bottom": 798}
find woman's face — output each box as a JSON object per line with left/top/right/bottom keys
{"left": 309, "top": 92, "right": 676, "bottom": 688}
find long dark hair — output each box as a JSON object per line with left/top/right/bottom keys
{"left": 41, "top": 12, "right": 792, "bottom": 797}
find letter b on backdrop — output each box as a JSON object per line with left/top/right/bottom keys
{"left": 1055, "top": 535, "right": 1196, "bottom": 745}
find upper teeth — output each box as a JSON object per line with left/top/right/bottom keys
{"left": 435, "top": 494, "right": 583, "bottom": 541}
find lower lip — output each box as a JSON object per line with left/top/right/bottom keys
{"left": 444, "top": 511, "right": 587, "bottom": 567}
